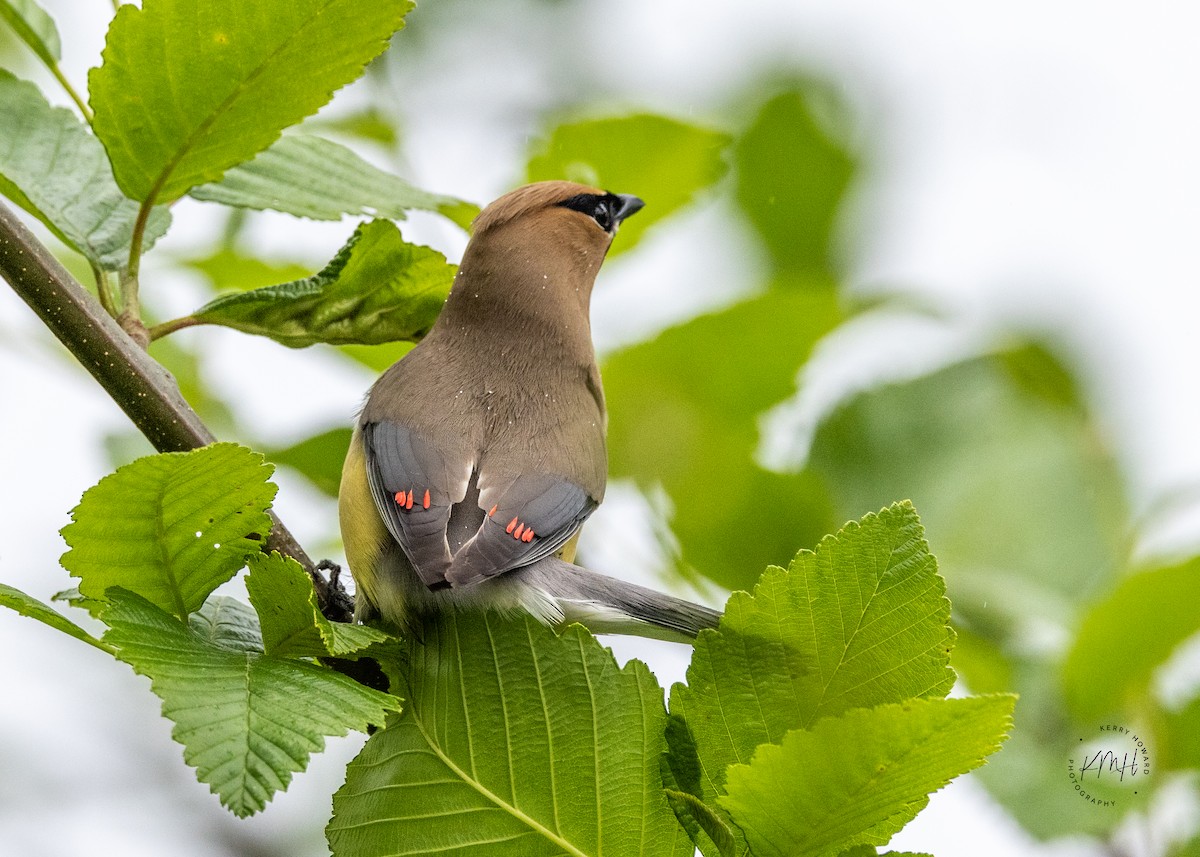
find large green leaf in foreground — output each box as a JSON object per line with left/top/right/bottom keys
{"left": 666, "top": 503, "right": 956, "bottom": 856}
{"left": 90, "top": 0, "right": 413, "bottom": 203}
{"left": 721, "top": 696, "right": 1015, "bottom": 857}
{"left": 192, "top": 220, "right": 454, "bottom": 347}
{"left": 670, "top": 502, "right": 954, "bottom": 798}
{"left": 0, "top": 71, "right": 170, "bottom": 269}
{"left": 60, "top": 444, "right": 275, "bottom": 620}
{"left": 104, "top": 590, "right": 398, "bottom": 817}
{"left": 328, "top": 613, "right": 692, "bottom": 857}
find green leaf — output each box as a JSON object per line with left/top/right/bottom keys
{"left": 245, "top": 551, "right": 387, "bottom": 658}
{"left": 265, "top": 426, "right": 352, "bottom": 497}
{"left": 527, "top": 113, "right": 731, "bottom": 254}
{"left": 720, "top": 696, "right": 1015, "bottom": 857}
{"left": 190, "top": 134, "right": 478, "bottom": 228}
{"left": 191, "top": 219, "right": 454, "bottom": 347}
{"left": 0, "top": 70, "right": 170, "bottom": 269}
{"left": 1063, "top": 559, "right": 1200, "bottom": 722}
{"left": 0, "top": 0, "right": 60, "bottom": 65}
{"left": 734, "top": 83, "right": 856, "bottom": 279}
{"left": 103, "top": 589, "right": 399, "bottom": 817}
{"left": 805, "top": 347, "right": 1130, "bottom": 840}
{"left": 808, "top": 347, "right": 1126, "bottom": 635}
{"left": 1161, "top": 695, "right": 1200, "bottom": 771}
{"left": 668, "top": 504, "right": 955, "bottom": 819}
{"left": 604, "top": 288, "right": 843, "bottom": 591}
{"left": 0, "top": 582, "right": 113, "bottom": 653}
{"left": 178, "top": 246, "right": 314, "bottom": 293}
{"left": 328, "top": 612, "right": 692, "bottom": 857}
{"left": 60, "top": 444, "right": 276, "bottom": 621}
{"left": 189, "top": 595, "right": 263, "bottom": 653}
{"left": 89, "top": 0, "right": 413, "bottom": 203}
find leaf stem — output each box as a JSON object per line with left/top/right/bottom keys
{"left": 147, "top": 315, "right": 202, "bottom": 341}
{"left": 48, "top": 62, "right": 93, "bottom": 124}
{"left": 91, "top": 263, "right": 118, "bottom": 316}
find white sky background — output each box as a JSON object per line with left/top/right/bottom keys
{"left": 2, "top": 1, "right": 1199, "bottom": 855}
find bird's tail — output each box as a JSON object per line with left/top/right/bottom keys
{"left": 520, "top": 557, "right": 722, "bottom": 643}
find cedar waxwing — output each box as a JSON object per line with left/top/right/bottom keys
{"left": 338, "top": 180, "right": 721, "bottom": 642}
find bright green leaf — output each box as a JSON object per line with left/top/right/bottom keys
{"left": 245, "top": 551, "right": 387, "bottom": 658}
{"left": 604, "top": 288, "right": 843, "bottom": 590}
{"left": 527, "top": 113, "right": 730, "bottom": 254}
{"left": 0, "top": 582, "right": 113, "bottom": 653}
{"left": 60, "top": 444, "right": 276, "bottom": 621}
{"left": 806, "top": 347, "right": 1129, "bottom": 839}
{"left": 266, "top": 426, "right": 352, "bottom": 497}
{"left": 0, "top": 0, "right": 60, "bottom": 65}
{"left": 0, "top": 70, "right": 170, "bottom": 269}
{"left": 191, "top": 219, "right": 454, "bottom": 347}
{"left": 89, "top": 0, "right": 413, "bottom": 203}
{"left": 190, "top": 134, "right": 478, "bottom": 229}
{"left": 103, "top": 589, "right": 399, "bottom": 817}
{"left": 734, "top": 84, "right": 855, "bottom": 280}
{"left": 1161, "top": 695, "right": 1200, "bottom": 771}
{"left": 668, "top": 503, "right": 955, "bottom": 824}
{"left": 328, "top": 612, "right": 692, "bottom": 857}
{"left": 1063, "top": 559, "right": 1200, "bottom": 722}
{"left": 720, "top": 696, "right": 1015, "bottom": 857}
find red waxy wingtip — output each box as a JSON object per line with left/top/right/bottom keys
{"left": 423, "top": 489, "right": 431, "bottom": 509}
{"left": 506, "top": 517, "right": 518, "bottom": 534}
{"left": 488, "top": 505, "right": 498, "bottom": 517}
{"left": 405, "top": 490, "right": 414, "bottom": 510}
{"left": 522, "top": 529, "right": 534, "bottom": 542}
{"left": 394, "top": 490, "right": 406, "bottom": 505}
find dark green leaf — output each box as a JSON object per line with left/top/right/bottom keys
{"left": 89, "top": 0, "right": 413, "bottom": 203}
{"left": 192, "top": 220, "right": 454, "bottom": 347}
{"left": 60, "top": 444, "right": 276, "bottom": 621}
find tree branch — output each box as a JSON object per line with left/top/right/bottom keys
{"left": 0, "top": 199, "right": 320, "bottom": 581}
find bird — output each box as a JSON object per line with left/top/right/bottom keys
{"left": 338, "top": 180, "right": 721, "bottom": 643}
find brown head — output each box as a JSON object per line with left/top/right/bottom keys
{"left": 437, "top": 181, "right": 644, "bottom": 342}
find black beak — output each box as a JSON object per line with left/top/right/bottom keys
{"left": 613, "top": 193, "right": 645, "bottom": 224}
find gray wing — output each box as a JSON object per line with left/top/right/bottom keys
{"left": 362, "top": 420, "right": 597, "bottom": 590}
{"left": 445, "top": 473, "right": 597, "bottom": 587}
{"left": 362, "top": 420, "right": 471, "bottom": 588}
